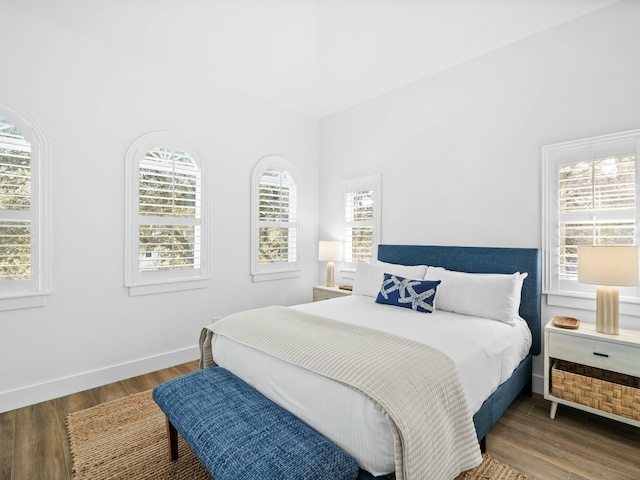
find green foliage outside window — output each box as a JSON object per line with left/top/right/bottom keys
{"left": 0, "top": 117, "right": 31, "bottom": 281}
{"left": 558, "top": 155, "right": 636, "bottom": 279}
{"left": 346, "top": 190, "right": 374, "bottom": 261}
{"left": 138, "top": 148, "right": 201, "bottom": 272}
{"left": 258, "top": 169, "right": 296, "bottom": 264}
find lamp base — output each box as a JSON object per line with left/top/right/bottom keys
{"left": 326, "top": 261, "right": 335, "bottom": 288}
{"left": 595, "top": 285, "right": 619, "bottom": 335}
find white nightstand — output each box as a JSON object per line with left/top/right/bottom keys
{"left": 312, "top": 285, "right": 352, "bottom": 302}
{"left": 543, "top": 319, "right": 640, "bottom": 427}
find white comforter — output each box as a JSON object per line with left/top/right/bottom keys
{"left": 211, "top": 295, "right": 531, "bottom": 476}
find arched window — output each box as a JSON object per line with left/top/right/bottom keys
{"left": 251, "top": 156, "right": 300, "bottom": 281}
{"left": 125, "top": 133, "right": 209, "bottom": 295}
{"left": 0, "top": 104, "right": 49, "bottom": 310}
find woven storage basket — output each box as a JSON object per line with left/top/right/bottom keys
{"left": 551, "top": 359, "right": 640, "bottom": 421}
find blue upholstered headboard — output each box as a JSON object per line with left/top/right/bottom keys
{"left": 377, "top": 245, "right": 542, "bottom": 356}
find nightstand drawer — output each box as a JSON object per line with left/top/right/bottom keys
{"left": 548, "top": 333, "right": 640, "bottom": 377}
{"left": 313, "top": 290, "right": 336, "bottom": 301}
{"left": 312, "top": 286, "right": 351, "bottom": 302}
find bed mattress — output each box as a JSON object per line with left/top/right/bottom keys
{"left": 210, "top": 295, "right": 531, "bottom": 476}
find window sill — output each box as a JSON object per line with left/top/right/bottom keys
{"left": 545, "top": 291, "right": 640, "bottom": 317}
{"left": 252, "top": 269, "right": 301, "bottom": 282}
{"left": 0, "top": 293, "right": 48, "bottom": 311}
{"left": 128, "top": 279, "right": 208, "bottom": 297}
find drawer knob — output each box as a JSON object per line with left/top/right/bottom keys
{"left": 593, "top": 352, "right": 609, "bottom": 358}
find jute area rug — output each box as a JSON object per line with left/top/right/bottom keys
{"left": 66, "top": 390, "right": 534, "bottom": 480}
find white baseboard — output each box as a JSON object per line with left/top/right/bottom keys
{"left": 1, "top": 349, "right": 548, "bottom": 414}
{"left": 0, "top": 345, "right": 199, "bottom": 413}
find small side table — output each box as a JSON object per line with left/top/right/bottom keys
{"left": 543, "top": 318, "right": 640, "bottom": 427}
{"left": 313, "top": 285, "right": 352, "bottom": 302}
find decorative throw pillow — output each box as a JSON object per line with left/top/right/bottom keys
{"left": 424, "top": 266, "right": 528, "bottom": 325}
{"left": 352, "top": 261, "right": 428, "bottom": 297}
{"left": 375, "top": 273, "right": 441, "bottom": 313}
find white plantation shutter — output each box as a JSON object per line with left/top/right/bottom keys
{"left": 138, "top": 148, "right": 201, "bottom": 272}
{"left": 251, "top": 156, "right": 299, "bottom": 281}
{"left": 543, "top": 129, "right": 640, "bottom": 301}
{"left": 258, "top": 169, "right": 297, "bottom": 263}
{"left": 0, "top": 109, "right": 49, "bottom": 308}
{"left": 0, "top": 136, "right": 31, "bottom": 282}
{"left": 343, "top": 175, "right": 380, "bottom": 264}
{"left": 125, "top": 133, "right": 209, "bottom": 294}
{"left": 558, "top": 155, "right": 635, "bottom": 280}
{"left": 345, "top": 190, "right": 374, "bottom": 262}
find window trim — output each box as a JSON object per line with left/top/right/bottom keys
{"left": 341, "top": 174, "right": 381, "bottom": 279}
{"left": 0, "top": 101, "right": 50, "bottom": 310}
{"left": 125, "top": 132, "right": 209, "bottom": 296}
{"left": 251, "top": 155, "right": 300, "bottom": 282}
{"left": 542, "top": 128, "right": 640, "bottom": 316}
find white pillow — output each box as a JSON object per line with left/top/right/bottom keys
{"left": 352, "top": 261, "right": 428, "bottom": 298}
{"left": 424, "top": 266, "right": 528, "bottom": 325}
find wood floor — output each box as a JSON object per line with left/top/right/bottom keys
{"left": 1, "top": 361, "right": 639, "bottom": 480}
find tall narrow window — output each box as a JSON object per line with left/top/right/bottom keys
{"left": 543, "top": 129, "right": 640, "bottom": 308}
{"left": 126, "top": 133, "right": 209, "bottom": 295}
{"left": 0, "top": 106, "right": 49, "bottom": 310}
{"left": 251, "top": 156, "right": 299, "bottom": 281}
{"left": 343, "top": 175, "right": 380, "bottom": 264}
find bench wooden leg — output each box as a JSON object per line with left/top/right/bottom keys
{"left": 166, "top": 417, "right": 179, "bottom": 461}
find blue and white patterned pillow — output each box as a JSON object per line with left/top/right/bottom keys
{"left": 375, "top": 273, "right": 441, "bottom": 313}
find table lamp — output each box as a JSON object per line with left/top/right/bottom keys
{"left": 319, "top": 241, "right": 342, "bottom": 287}
{"left": 577, "top": 245, "right": 639, "bottom": 334}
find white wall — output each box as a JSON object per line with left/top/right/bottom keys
{"left": 3, "top": 0, "right": 639, "bottom": 412}
{"left": 319, "top": 0, "right": 640, "bottom": 393}
{"left": 0, "top": 3, "right": 320, "bottom": 412}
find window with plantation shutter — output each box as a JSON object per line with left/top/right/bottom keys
{"left": 0, "top": 107, "right": 49, "bottom": 309}
{"left": 251, "top": 156, "right": 299, "bottom": 281}
{"left": 543, "top": 129, "right": 640, "bottom": 311}
{"left": 125, "top": 133, "right": 209, "bottom": 295}
{"left": 343, "top": 175, "right": 380, "bottom": 264}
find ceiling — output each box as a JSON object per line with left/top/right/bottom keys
{"left": 11, "top": 0, "right": 620, "bottom": 118}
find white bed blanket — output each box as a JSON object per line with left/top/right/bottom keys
{"left": 295, "top": 295, "right": 532, "bottom": 413}
{"left": 204, "top": 295, "right": 531, "bottom": 476}
{"left": 200, "top": 304, "right": 482, "bottom": 480}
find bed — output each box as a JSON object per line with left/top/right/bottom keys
{"left": 200, "top": 244, "right": 542, "bottom": 480}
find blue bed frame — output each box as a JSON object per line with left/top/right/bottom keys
{"left": 375, "top": 245, "right": 542, "bottom": 465}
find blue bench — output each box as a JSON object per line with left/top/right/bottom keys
{"left": 152, "top": 366, "right": 359, "bottom": 480}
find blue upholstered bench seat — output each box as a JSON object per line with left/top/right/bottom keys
{"left": 152, "top": 366, "right": 359, "bottom": 480}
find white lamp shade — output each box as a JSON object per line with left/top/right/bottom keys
{"left": 578, "top": 246, "right": 639, "bottom": 286}
{"left": 319, "top": 241, "right": 342, "bottom": 262}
